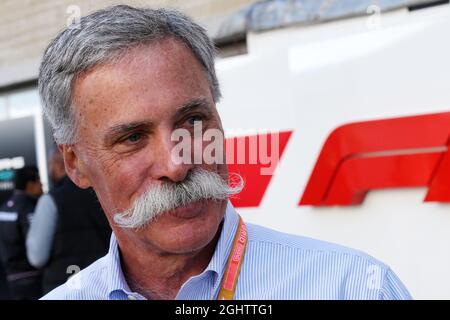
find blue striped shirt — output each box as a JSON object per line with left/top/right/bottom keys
{"left": 41, "top": 202, "right": 412, "bottom": 300}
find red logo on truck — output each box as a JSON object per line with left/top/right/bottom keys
{"left": 225, "top": 112, "right": 450, "bottom": 208}
{"left": 226, "top": 131, "right": 292, "bottom": 208}
{"left": 300, "top": 112, "right": 450, "bottom": 206}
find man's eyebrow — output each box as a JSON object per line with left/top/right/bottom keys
{"left": 103, "top": 121, "right": 153, "bottom": 144}
{"left": 173, "top": 98, "right": 213, "bottom": 119}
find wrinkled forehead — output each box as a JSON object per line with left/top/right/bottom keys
{"left": 70, "top": 38, "right": 216, "bottom": 141}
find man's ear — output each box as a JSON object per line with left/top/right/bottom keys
{"left": 59, "top": 145, "right": 92, "bottom": 189}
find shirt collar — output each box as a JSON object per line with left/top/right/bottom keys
{"left": 106, "top": 232, "right": 135, "bottom": 299}
{"left": 204, "top": 201, "right": 239, "bottom": 273}
{"left": 106, "top": 201, "right": 240, "bottom": 299}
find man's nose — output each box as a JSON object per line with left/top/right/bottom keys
{"left": 150, "top": 130, "right": 194, "bottom": 183}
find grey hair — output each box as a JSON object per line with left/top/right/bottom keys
{"left": 38, "top": 5, "right": 221, "bottom": 145}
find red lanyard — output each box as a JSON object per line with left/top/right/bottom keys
{"left": 217, "top": 216, "right": 248, "bottom": 300}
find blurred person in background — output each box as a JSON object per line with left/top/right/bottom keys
{"left": 0, "top": 166, "right": 43, "bottom": 299}
{"left": 26, "top": 150, "right": 111, "bottom": 294}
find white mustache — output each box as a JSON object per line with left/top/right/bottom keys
{"left": 113, "top": 168, "right": 244, "bottom": 229}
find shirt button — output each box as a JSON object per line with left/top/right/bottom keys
{"left": 127, "top": 295, "right": 137, "bottom": 300}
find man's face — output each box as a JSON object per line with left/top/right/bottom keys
{"left": 64, "top": 38, "right": 228, "bottom": 254}
{"left": 27, "top": 178, "right": 43, "bottom": 198}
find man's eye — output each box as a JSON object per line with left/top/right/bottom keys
{"left": 187, "top": 115, "right": 204, "bottom": 126}
{"left": 126, "top": 133, "right": 142, "bottom": 143}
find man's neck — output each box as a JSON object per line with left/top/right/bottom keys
{"left": 118, "top": 225, "right": 222, "bottom": 300}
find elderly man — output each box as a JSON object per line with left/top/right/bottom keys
{"left": 38, "top": 5, "right": 411, "bottom": 300}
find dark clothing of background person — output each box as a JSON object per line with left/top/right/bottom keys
{"left": 0, "top": 259, "right": 10, "bottom": 299}
{"left": 0, "top": 192, "right": 42, "bottom": 299}
{"left": 27, "top": 176, "right": 111, "bottom": 294}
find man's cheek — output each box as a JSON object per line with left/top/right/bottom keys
{"left": 112, "top": 160, "right": 149, "bottom": 195}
